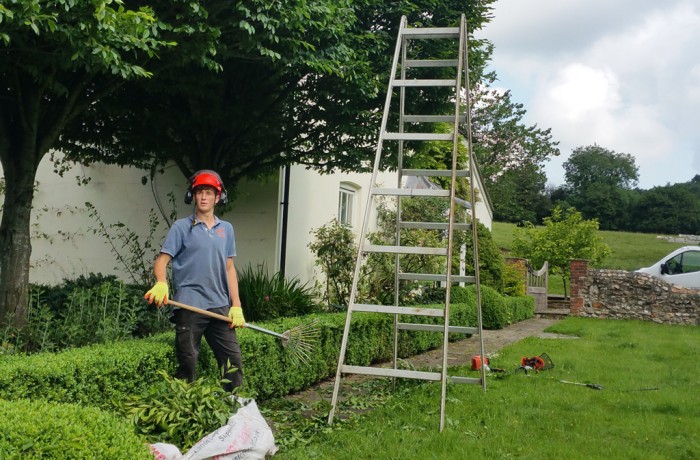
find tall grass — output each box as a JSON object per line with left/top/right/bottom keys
{"left": 273, "top": 317, "right": 700, "bottom": 459}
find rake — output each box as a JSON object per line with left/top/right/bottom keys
{"left": 167, "top": 300, "right": 320, "bottom": 364}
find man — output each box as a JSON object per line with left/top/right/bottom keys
{"left": 144, "top": 170, "right": 245, "bottom": 391}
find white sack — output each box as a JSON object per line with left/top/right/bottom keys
{"left": 149, "top": 398, "right": 278, "bottom": 460}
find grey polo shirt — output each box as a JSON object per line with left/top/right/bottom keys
{"left": 160, "top": 215, "right": 236, "bottom": 310}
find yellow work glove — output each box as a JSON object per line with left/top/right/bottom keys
{"left": 228, "top": 306, "right": 245, "bottom": 329}
{"left": 144, "top": 281, "right": 169, "bottom": 307}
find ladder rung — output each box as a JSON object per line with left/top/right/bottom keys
{"left": 352, "top": 303, "right": 445, "bottom": 317}
{"left": 363, "top": 244, "right": 447, "bottom": 256}
{"left": 384, "top": 132, "right": 453, "bottom": 141}
{"left": 403, "top": 115, "right": 466, "bottom": 123}
{"left": 402, "top": 27, "right": 460, "bottom": 39}
{"left": 373, "top": 188, "right": 450, "bottom": 198}
{"left": 399, "top": 222, "right": 470, "bottom": 231}
{"left": 402, "top": 168, "right": 469, "bottom": 177}
{"left": 341, "top": 365, "right": 442, "bottom": 381}
{"left": 397, "top": 323, "right": 477, "bottom": 334}
{"left": 449, "top": 376, "right": 483, "bottom": 385}
{"left": 393, "top": 79, "right": 457, "bottom": 87}
{"left": 403, "top": 59, "right": 458, "bottom": 68}
{"left": 397, "top": 273, "right": 475, "bottom": 284}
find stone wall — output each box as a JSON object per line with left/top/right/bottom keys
{"left": 569, "top": 259, "right": 699, "bottom": 325}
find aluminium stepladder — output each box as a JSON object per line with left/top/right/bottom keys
{"left": 327, "top": 14, "right": 486, "bottom": 432}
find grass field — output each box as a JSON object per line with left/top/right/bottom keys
{"left": 491, "top": 221, "right": 688, "bottom": 271}
{"left": 273, "top": 317, "right": 699, "bottom": 459}
{"left": 491, "top": 222, "right": 690, "bottom": 295}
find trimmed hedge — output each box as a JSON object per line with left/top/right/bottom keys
{"left": 0, "top": 398, "right": 152, "bottom": 459}
{"left": 0, "top": 288, "right": 534, "bottom": 405}
{"left": 0, "top": 334, "right": 178, "bottom": 410}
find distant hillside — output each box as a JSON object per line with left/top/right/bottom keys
{"left": 491, "top": 221, "right": 687, "bottom": 272}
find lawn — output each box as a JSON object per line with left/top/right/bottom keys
{"left": 491, "top": 221, "right": 686, "bottom": 271}
{"left": 491, "top": 222, "right": 688, "bottom": 295}
{"left": 271, "top": 317, "right": 699, "bottom": 459}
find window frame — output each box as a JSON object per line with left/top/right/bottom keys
{"left": 338, "top": 185, "right": 356, "bottom": 227}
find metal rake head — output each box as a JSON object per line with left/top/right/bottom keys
{"left": 280, "top": 318, "right": 321, "bottom": 365}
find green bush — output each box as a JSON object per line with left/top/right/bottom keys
{"left": 0, "top": 289, "right": 533, "bottom": 405}
{"left": 238, "top": 264, "right": 319, "bottom": 320}
{"left": 0, "top": 399, "right": 152, "bottom": 459}
{"left": 0, "top": 334, "right": 178, "bottom": 410}
{"left": 3, "top": 278, "right": 171, "bottom": 354}
{"left": 308, "top": 220, "right": 357, "bottom": 310}
{"left": 117, "top": 370, "right": 239, "bottom": 451}
{"left": 463, "top": 221, "right": 507, "bottom": 293}
{"left": 501, "top": 261, "right": 527, "bottom": 297}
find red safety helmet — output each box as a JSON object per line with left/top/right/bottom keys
{"left": 191, "top": 170, "right": 223, "bottom": 194}
{"left": 185, "top": 170, "right": 227, "bottom": 204}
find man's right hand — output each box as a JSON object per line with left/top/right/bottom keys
{"left": 144, "top": 281, "right": 169, "bottom": 306}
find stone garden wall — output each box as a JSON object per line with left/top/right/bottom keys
{"left": 569, "top": 259, "right": 699, "bottom": 325}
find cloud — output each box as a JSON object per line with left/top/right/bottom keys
{"left": 542, "top": 64, "right": 620, "bottom": 122}
{"left": 533, "top": 64, "right": 672, "bottom": 161}
{"left": 478, "top": 0, "right": 700, "bottom": 188}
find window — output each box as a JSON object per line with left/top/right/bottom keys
{"left": 338, "top": 186, "right": 355, "bottom": 226}
{"left": 667, "top": 250, "right": 700, "bottom": 275}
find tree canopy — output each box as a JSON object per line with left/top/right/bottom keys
{"left": 0, "top": 0, "right": 219, "bottom": 325}
{"left": 58, "top": 0, "right": 498, "bottom": 193}
{"left": 512, "top": 206, "right": 611, "bottom": 297}
{"left": 563, "top": 144, "right": 639, "bottom": 191}
{"left": 0, "top": 0, "right": 499, "bottom": 326}
{"left": 465, "top": 77, "right": 560, "bottom": 223}
{"left": 468, "top": 80, "right": 560, "bottom": 180}
{"left": 556, "top": 144, "right": 640, "bottom": 229}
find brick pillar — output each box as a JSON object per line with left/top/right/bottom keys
{"left": 569, "top": 259, "right": 588, "bottom": 316}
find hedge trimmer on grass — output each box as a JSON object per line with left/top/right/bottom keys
{"left": 167, "top": 300, "right": 320, "bottom": 364}
{"left": 515, "top": 353, "right": 555, "bottom": 374}
{"left": 558, "top": 380, "right": 604, "bottom": 390}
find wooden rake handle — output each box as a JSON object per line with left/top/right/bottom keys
{"left": 167, "top": 300, "right": 287, "bottom": 341}
{"left": 168, "top": 300, "right": 231, "bottom": 322}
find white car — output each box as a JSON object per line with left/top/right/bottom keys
{"left": 636, "top": 246, "right": 700, "bottom": 288}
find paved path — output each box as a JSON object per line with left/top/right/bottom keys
{"left": 405, "top": 316, "right": 564, "bottom": 369}
{"left": 282, "top": 317, "right": 564, "bottom": 410}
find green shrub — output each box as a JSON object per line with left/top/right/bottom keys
{"left": 0, "top": 289, "right": 533, "bottom": 406}
{"left": 238, "top": 264, "right": 319, "bottom": 320}
{"left": 0, "top": 399, "right": 152, "bottom": 459}
{"left": 117, "top": 370, "right": 239, "bottom": 451}
{"left": 4, "top": 279, "right": 171, "bottom": 354}
{"left": 463, "top": 221, "right": 507, "bottom": 293}
{"left": 501, "top": 261, "right": 527, "bottom": 297}
{"left": 308, "top": 220, "right": 357, "bottom": 310}
{"left": 0, "top": 334, "right": 177, "bottom": 410}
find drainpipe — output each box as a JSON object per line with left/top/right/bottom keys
{"left": 279, "top": 164, "right": 291, "bottom": 277}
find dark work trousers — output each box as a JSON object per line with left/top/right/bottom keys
{"left": 172, "top": 306, "right": 243, "bottom": 392}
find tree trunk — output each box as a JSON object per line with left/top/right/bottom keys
{"left": 0, "top": 149, "right": 38, "bottom": 328}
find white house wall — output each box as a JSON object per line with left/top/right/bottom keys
{"left": 2, "top": 156, "right": 489, "bottom": 288}
{"left": 224, "top": 175, "right": 279, "bottom": 274}
{"left": 281, "top": 165, "right": 396, "bottom": 286}
{"left": 0, "top": 156, "right": 277, "bottom": 285}
{"left": 14, "top": 157, "right": 191, "bottom": 284}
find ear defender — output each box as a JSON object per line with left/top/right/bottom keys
{"left": 184, "top": 170, "right": 228, "bottom": 205}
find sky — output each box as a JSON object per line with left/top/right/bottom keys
{"left": 474, "top": 0, "right": 700, "bottom": 190}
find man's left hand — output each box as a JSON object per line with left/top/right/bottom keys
{"left": 228, "top": 306, "right": 245, "bottom": 329}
